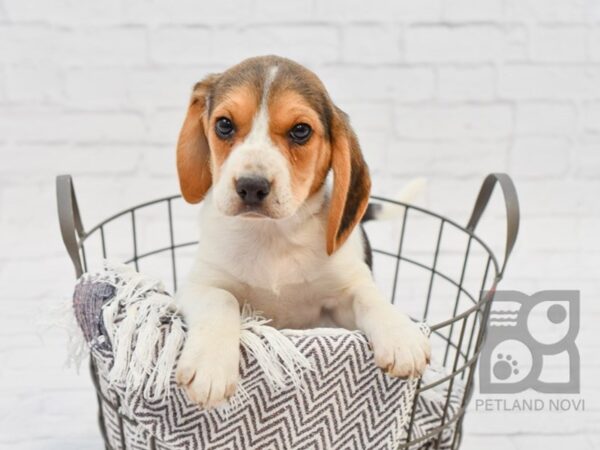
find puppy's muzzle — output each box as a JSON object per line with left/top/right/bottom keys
{"left": 235, "top": 176, "right": 271, "bottom": 207}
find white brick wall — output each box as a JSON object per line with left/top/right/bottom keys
{"left": 1, "top": 1, "right": 599, "bottom": 448}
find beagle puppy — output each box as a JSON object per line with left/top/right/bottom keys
{"left": 175, "top": 55, "right": 431, "bottom": 408}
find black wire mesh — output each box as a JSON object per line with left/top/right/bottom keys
{"left": 57, "top": 173, "right": 519, "bottom": 450}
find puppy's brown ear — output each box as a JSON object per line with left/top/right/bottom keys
{"left": 176, "top": 74, "right": 219, "bottom": 204}
{"left": 326, "top": 107, "right": 371, "bottom": 255}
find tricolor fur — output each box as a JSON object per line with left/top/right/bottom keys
{"left": 175, "top": 55, "right": 430, "bottom": 408}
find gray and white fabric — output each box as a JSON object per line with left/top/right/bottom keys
{"left": 72, "top": 265, "right": 462, "bottom": 450}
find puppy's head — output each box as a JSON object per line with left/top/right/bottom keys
{"left": 176, "top": 55, "right": 370, "bottom": 254}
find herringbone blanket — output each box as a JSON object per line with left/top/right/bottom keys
{"left": 72, "top": 265, "right": 462, "bottom": 450}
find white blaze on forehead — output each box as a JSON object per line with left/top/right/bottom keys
{"left": 264, "top": 65, "right": 279, "bottom": 98}
{"left": 243, "top": 65, "right": 279, "bottom": 148}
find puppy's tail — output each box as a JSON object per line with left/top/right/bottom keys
{"left": 362, "top": 178, "right": 427, "bottom": 222}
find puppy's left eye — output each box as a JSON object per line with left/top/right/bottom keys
{"left": 289, "top": 123, "right": 312, "bottom": 144}
{"left": 215, "top": 117, "right": 235, "bottom": 139}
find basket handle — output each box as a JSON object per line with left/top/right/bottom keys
{"left": 466, "top": 173, "right": 520, "bottom": 278}
{"left": 56, "top": 174, "right": 85, "bottom": 278}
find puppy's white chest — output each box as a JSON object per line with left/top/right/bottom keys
{"left": 224, "top": 229, "right": 323, "bottom": 291}
{"left": 199, "top": 202, "right": 328, "bottom": 293}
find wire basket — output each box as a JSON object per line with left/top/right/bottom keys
{"left": 57, "top": 173, "right": 519, "bottom": 450}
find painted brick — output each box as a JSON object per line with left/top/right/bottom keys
{"left": 149, "top": 27, "right": 212, "bottom": 65}
{"left": 510, "top": 137, "right": 570, "bottom": 177}
{"left": 5, "top": 66, "right": 63, "bottom": 103}
{"left": 405, "top": 25, "right": 527, "bottom": 63}
{"left": 123, "top": 0, "right": 253, "bottom": 25}
{"left": 211, "top": 25, "right": 340, "bottom": 66}
{"left": 505, "top": 0, "right": 588, "bottom": 23}
{"left": 0, "top": 144, "right": 140, "bottom": 177}
{"left": 438, "top": 66, "right": 495, "bottom": 101}
{"left": 573, "top": 135, "right": 600, "bottom": 179}
{"left": 499, "top": 65, "right": 600, "bottom": 99}
{"left": 530, "top": 26, "right": 587, "bottom": 62}
{"left": 127, "top": 68, "right": 207, "bottom": 110}
{"left": 321, "top": 67, "right": 435, "bottom": 102}
{"left": 341, "top": 24, "right": 402, "bottom": 64}
{"left": 58, "top": 28, "right": 148, "bottom": 67}
{"left": 0, "top": 25, "right": 62, "bottom": 64}
{"left": 582, "top": 102, "right": 600, "bottom": 134}
{"left": 393, "top": 104, "right": 513, "bottom": 139}
{"left": 0, "top": 69, "right": 5, "bottom": 101}
{"left": 0, "top": 111, "right": 146, "bottom": 142}
{"left": 65, "top": 68, "right": 129, "bottom": 109}
{"left": 314, "top": 0, "right": 442, "bottom": 22}
{"left": 442, "top": 0, "right": 503, "bottom": 22}
{"left": 515, "top": 102, "right": 577, "bottom": 135}
{"left": 3, "top": 0, "right": 122, "bottom": 25}
{"left": 590, "top": 28, "right": 600, "bottom": 62}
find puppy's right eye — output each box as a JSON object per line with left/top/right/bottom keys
{"left": 215, "top": 117, "right": 235, "bottom": 139}
{"left": 289, "top": 123, "right": 312, "bottom": 145}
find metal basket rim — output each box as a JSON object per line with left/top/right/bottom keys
{"left": 82, "top": 193, "right": 501, "bottom": 282}
{"left": 77, "top": 193, "right": 503, "bottom": 333}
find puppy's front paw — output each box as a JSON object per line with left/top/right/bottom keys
{"left": 176, "top": 337, "right": 240, "bottom": 408}
{"left": 369, "top": 316, "right": 431, "bottom": 379}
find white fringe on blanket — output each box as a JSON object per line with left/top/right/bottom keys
{"left": 41, "top": 293, "right": 88, "bottom": 371}
{"left": 74, "top": 262, "right": 313, "bottom": 412}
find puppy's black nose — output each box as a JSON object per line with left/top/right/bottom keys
{"left": 236, "top": 176, "right": 271, "bottom": 205}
